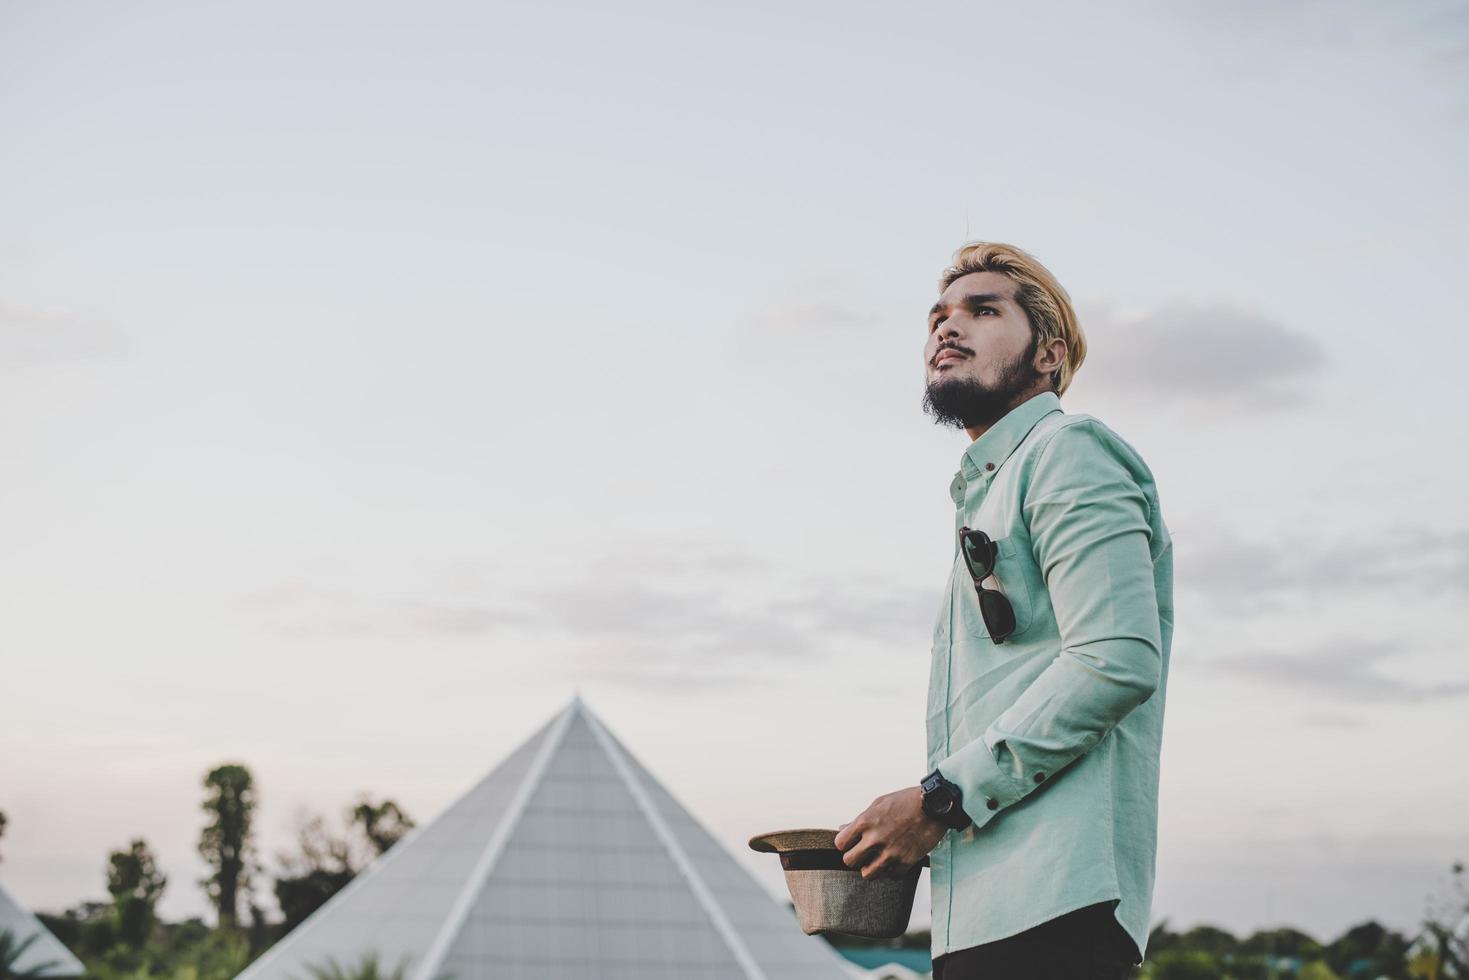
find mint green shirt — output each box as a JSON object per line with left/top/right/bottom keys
{"left": 926, "top": 390, "right": 1174, "bottom": 962}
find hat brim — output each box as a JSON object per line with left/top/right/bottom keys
{"left": 748, "top": 828, "right": 931, "bottom": 868}
{"left": 748, "top": 828, "right": 840, "bottom": 853}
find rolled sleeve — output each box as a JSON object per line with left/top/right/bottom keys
{"left": 936, "top": 420, "right": 1162, "bottom": 831}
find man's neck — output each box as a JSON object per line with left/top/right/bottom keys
{"left": 964, "top": 386, "right": 1051, "bottom": 442}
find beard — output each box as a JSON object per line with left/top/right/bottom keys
{"left": 922, "top": 340, "right": 1039, "bottom": 430}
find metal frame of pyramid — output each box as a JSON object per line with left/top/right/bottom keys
{"left": 0, "top": 880, "right": 86, "bottom": 977}
{"left": 236, "top": 695, "right": 861, "bottom": 979}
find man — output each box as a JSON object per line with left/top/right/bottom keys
{"left": 833, "top": 242, "right": 1174, "bottom": 979}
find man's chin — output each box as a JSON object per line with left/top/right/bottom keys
{"left": 922, "top": 390, "right": 980, "bottom": 429}
{"left": 923, "top": 378, "right": 1017, "bottom": 430}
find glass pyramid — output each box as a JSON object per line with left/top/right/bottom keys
{"left": 236, "top": 696, "right": 856, "bottom": 980}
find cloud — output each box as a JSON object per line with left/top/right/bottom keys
{"left": 1183, "top": 525, "right": 1469, "bottom": 607}
{"left": 242, "top": 585, "right": 538, "bottom": 638}
{"left": 527, "top": 573, "right": 933, "bottom": 661}
{"left": 1300, "top": 710, "right": 1366, "bottom": 729}
{"left": 1425, "top": 40, "right": 1469, "bottom": 77}
{"left": 0, "top": 300, "right": 130, "bottom": 364}
{"left": 1155, "top": 0, "right": 1469, "bottom": 118}
{"left": 244, "top": 545, "right": 941, "bottom": 691}
{"left": 765, "top": 578, "right": 938, "bottom": 642}
{"left": 750, "top": 279, "right": 881, "bottom": 336}
{"left": 1207, "top": 639, "right": 1469, "bottom": 703}
{"left": 1076, "top": 302, "right": 1328, "bottom": 407}
{"left": 1152, "top": 0, "right": 1436, "bottom": 52}
{"left": 755, "top": 300, "right": 878, "bottom": 335}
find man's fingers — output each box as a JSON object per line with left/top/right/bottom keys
{"left": 860, "top": 851, "right": 892, "bottom": 880}
{"left": 842, "top": 834, "right": 882, "bottom": 870}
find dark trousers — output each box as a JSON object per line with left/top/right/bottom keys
{"left": 931, "top": 902, "right": 1139, "bottom": 980}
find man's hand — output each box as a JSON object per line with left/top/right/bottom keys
{"left": 833, "top": 786, "right": 948, "bottom": 880}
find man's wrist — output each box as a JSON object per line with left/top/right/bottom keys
{"left": 920, "top": 769, "right": 973, "bottom": 830}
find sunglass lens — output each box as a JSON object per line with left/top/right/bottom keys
{"left": 961, "top": 532, "right": 994, "bottom": 578}
{"left": 979, "top": 590, "right": 1016, "bottom": 639}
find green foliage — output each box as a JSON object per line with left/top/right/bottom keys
{"left": 25, "top": 781, "right": 417, "bottom": 979}
{"left": 0, "top": 928, "right": 63, "bottom": 980}
{"left": 63, "top": 921, "right": 252, "bottom": 980}
{"left": 349, "top": 799, "right": 414, "bottom": 858}
{"left": 1132, "top": 917, "right": 1424, "bottom": 980}
{"left": 1179, "top": 925, "right": 1238, "bottom": 958}
{"left": 1419, "top": 860, "right": 1468, "bottom": 980}
{"left": 273, "top": 797, "right": 415, "bottom": 935}
{"left": 1239, "top": 926, "right": 1323, "bottom": 959}
{"left": 274, "top": 869, "right": 354, "bottom": 934}
{"left": 108, "top": 839, "right": 168, "bottom": 947}
{"left": 294, "top": 950, "right": 410, "bottom": 980}
{"left": 1324, "top": 920, "right": 1412, "bottom": 979}
{"left": 37, "top": 902, "right": 115, "bottom": 960}
{"left": 198, "top": 764, "right": 258, "bottom": 928}
{"left": 1142, "top": 949, "right": 1224, "bottom": 979}
{"left": 173, "top": 925, "right": 253, "bottom": 980}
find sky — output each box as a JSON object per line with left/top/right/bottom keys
{"left": 1, "top": 0, "right": 1467, "bottom": 946}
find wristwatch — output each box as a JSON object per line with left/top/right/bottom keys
{"left": 920, "top": 769, "right": 972, "bottom": 830}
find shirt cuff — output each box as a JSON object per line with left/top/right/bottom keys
{"left": 935, "top": 735, "right": 1027, "bottom": 832}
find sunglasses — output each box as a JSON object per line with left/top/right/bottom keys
{"left": 959, "top": 526, "right": 1016, "bottom": 644}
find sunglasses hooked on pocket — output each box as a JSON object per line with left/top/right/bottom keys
{"left": 958, "top": 526, "right": 1017, "bottom": 644}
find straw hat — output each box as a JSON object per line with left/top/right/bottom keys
{"left": 748, "top": 828, "right": 926, "bottom": 939}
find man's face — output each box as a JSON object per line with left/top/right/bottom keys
{"left": 921, "top": 271, "right": 1040, "bottom": 430}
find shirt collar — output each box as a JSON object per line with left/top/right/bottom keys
{"left": 951, "top": 391, "right": 1064, "bottom": 496}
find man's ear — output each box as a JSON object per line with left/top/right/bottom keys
{"left": 1035, "top": 337, "right": 1067, "bottom": 375}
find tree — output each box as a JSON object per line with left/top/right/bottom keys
{"left": 198, "top": 763, "right": 258, "bottom": 928}
{"left": 1421, "top": 860, "right": 1469, "bottom": 979}
{"left": 35, "top": 902, "right": 114, "bottom": 960}
{"left": 0, "top": 809, "right": 7, "bottom": 864}
{"left": 350, "top": 797, "right": 414, "bottom": 856}
{"left": 1145, "top": 921, "right": 1184, "bottom": 956}
{"left": 1239, "top": 926, "right": 1322, "bottom": 960}
{"left": 273, "top": 796, "right": 415, "bottom": 933}
{"left": 273, "top": 814, "right": 356, "bottom": 933}
{"left": 106, "top": 838, "right": 167, "bottom": 947}
{"left": 1324, "top": 920, "right": 1411, "bottom": 979}
{"left": 1145, "top": 949, "right": 1223, "bottom": 980}
{"left": 1179, "top": 925, "right": 1238, "bottom": 958}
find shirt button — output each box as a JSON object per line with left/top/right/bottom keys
{"left": 985, "top": 462, "right": 995, "bottom": 471}
{"left": 986, "top": 798, "right": 999, "bottom": 811}
{"left": 1033, "top": 772, "right": 1046, "bottom": 784}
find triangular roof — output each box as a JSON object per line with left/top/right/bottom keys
{"left": 238, "top": 695, "right": 857, "bottom": 979}
{"left": 0, "top": 879, "right": 86, "bottom": 977}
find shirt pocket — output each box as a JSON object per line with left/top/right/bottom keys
{"left": 957, "top": 533, "right": 1034, "bottom": 642}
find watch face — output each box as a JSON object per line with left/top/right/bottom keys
{"left": 923, "top": 786, "right": 953, "bottom": 816}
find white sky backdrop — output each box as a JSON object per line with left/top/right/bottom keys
{"left": 2, "top": 0, "right": 1467, "bottom": 943}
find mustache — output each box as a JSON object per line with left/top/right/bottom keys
{"left": 931, "top": 343, "right": 974, "bottom": 367}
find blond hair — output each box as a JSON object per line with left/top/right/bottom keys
{"left": 939, "top": 242, "right": 1087, "bottom": 397}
